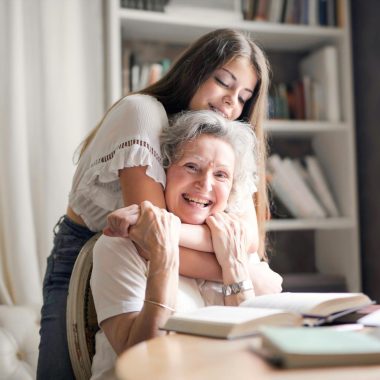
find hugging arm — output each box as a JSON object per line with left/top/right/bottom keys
{"left": 118, "top": 166, "right": 222, "bottom": 281}
{"left": 109, "top": 175, "right": 282, "bottom": 290}
{"left": 99, "top": 202, "right": 180, "bottom": 354}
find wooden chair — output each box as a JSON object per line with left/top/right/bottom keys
{"left": 66, "top": 233, "right": 101, "bottom": 380}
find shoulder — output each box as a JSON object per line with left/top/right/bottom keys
{"left": 106, "top": 94, "right": 168, "bottom": 136}
{"left": 116, "top": 94, "right": 166, "bottom": 118}
{"left": 93, "top": 235, "right": 145, "bottom": 269}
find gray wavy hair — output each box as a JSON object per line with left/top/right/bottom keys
{"left": 160, "top": 110, "right": 257, "bottom": 213}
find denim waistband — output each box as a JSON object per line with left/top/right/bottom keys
{"left": 54, "top": 215, "right": 97, "bottom": 239}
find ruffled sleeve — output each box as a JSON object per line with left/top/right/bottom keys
{"left": 69, "top": 95, "right": 168, "bottom": 231}
{"left": 87, "top": 94, "right": 166, "bottom": 185}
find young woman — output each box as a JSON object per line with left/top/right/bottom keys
{"left": 37, "top": 28, "right": 273, "bottom": 380}
{"left": 90, "top": 110, "right": 278, "bottom": 379}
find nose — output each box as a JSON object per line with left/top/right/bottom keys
{"left": 223, "top": 91, "right": 239, "bottom": 107}
{"left": 196, "top": 171, "right": 213, "bottom": 192}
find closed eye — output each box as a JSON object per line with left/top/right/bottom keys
{"left": 215, "top": 76, "right": 228, "bottom": 87}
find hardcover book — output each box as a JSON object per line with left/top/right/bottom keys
{"left": 255, "top": 326, "right": 380, "bottom": 368}
{"left": 161, "top": 293, "right": 373, "bottom": 339}
{"left": 161, "top": 306, "right": 303, "bottom": 339}
{"left": 300, "top": 45, "right": 340, "bottom": 122}
{"left": 240, "top": 292, "right": 373, "bottom": 323}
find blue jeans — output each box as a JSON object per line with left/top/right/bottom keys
{"left": 37, "top": 215, "right": 96, "bottom": 380}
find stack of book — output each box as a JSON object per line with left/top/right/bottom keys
{"left": 242, "top": 0, "right": 344, "bottom": 27}
{"left": 162, "top": 292, "right": 380, "bottom": 369}
{"left": 269, "top": 45, "right": 340, "bottom": 122}
{"left": 161, "top": 292, "right": 373, "bottom": 339}
{"left": 164, "top": 0, "right": 242, "bottom": 22}
{"left": 122, "top": 49, "right": 173, "bottom": 95}
{"left": 267, "top": 154, "right": 339, "bottom": 219}
{"left": 121, "top": 0, "right": 168, "bottom": 12}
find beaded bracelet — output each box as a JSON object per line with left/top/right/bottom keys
{"left": 144, "top": 299, "right": 176, "bottom": 312}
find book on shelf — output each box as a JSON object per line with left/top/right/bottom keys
{"left": 161, "top": 305, "right": 303, "bottom": 339}
{"left": 267, "top": 0, "right": 284, "bottom": 23}
{"left": 268, "top": 83, "right": 290, "bottom": 120}
{"left": 302, "top": 76, "right": 313, "bottom": 119}
{"left": 318, "top": 0, "right": 328, "bottom": 25}
{"left": 284, "top": 0, "right": 298, "bottom": 24}
{"left": 253, "top": 0, "right": 269, "bottom": 21}
{"left": 304, "top": 155, "right": 339, "bottom": 217}
{"left": 336, "top": 0, "right": 345, "bottom": 27}
{"left": 282, "top": 157, "right": 326, "bottom": 217}
{"left": 287, "top": 80, "right": 306, "bottom": 120}
{"left": 125, "top": 52, "right": 170, "bottom": 92}
{"left": 300, "top": 45, "right": 340, "bottom": 122}
{"left": 240, "top": 292, "right": 373, "bottom": 324}
{"left": 269, "top": 78, "right": 323, "bottom": 121}
{"left": 243, "top": 0, "right": 339, "bottom": 26}
{"left": 121, "top": 0, "right": 168, "bottom": 12}
{"left": 291, "top": 156, "right": 339, "bottom": 217}
{"left": 308, "top": 0, "right": 318, "bottom": 26}
{"left": 326, "top": 0, "right": 337, "bottom": 26}
{"left": 254, "top": 326, "right": 380, "bottom": 368}
{"left": 165, "top": 0, "right": 242, "bottom": 21}
{"left": 241, "top": 0, "right": 255, "bottom": 20}
{"left": 267, "top": 154, "right": 326, "bottom": 219}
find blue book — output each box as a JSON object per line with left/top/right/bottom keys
{"left": 255, "top": 326, "right": 380, "bottom": 368}
{"left": 318, "top": 0, "right": 328, "bottom": 25}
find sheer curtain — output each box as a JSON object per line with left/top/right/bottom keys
{"left": 0, "top": 0, "right": 104, "bottom": 306}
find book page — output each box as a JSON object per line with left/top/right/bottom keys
{"left": 240, "top": 292, "right": 370, "bottom": 317}
{"left": 168, "top": 306, "right": 289, "bottom": 324}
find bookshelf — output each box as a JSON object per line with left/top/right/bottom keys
{"left": 104, "top": 0, "right": 360, "bottom": 292}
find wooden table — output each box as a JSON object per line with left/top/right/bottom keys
{"left": 116, "top": 333, "right": 380, "bottom": 380}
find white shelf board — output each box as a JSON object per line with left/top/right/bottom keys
{"left": 119, "top": 9, "right": 343, "bottom": 51}
{"left": 266, "top": 217, "right": 355, "bottom": 231}
{"left": 264, "top": 120, "right": 347, "bottom": 135}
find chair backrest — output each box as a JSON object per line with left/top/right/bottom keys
{"left": 67, "top": 233, "right": 101, "bottom": 380}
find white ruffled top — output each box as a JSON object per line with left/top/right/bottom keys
{"left": 69, "top": 94, "right": 167, "bottom": 232}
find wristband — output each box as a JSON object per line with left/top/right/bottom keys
{"left": 222, "top": 279, "right": 253, "bottom": 297}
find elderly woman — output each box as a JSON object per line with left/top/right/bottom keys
{"left": 90, "top": 111, "right": 282, "bottom": 379}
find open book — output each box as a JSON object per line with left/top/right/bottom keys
{"left": 161, "top": 306, "right": 303, "bottom": 339}
{"left": 240, "top": 292, "right": 373, "bottom": 324}
{"left": 255, "top": 326, "right": 380, "bottom": 368}
{"left": 162, "top": 293, "right": 373, "bottom": 339}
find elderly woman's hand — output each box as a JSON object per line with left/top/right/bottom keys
{"left": 103, "top": 204, "right": 140, "bottom": 237}
{"left": 205, "top": 212, "right": 250, "bottom": 284}
{"left": 129, "top": 201, "right": 181, "bottom": 270}
{"left": 249, "top": 261, "right": 283, "bottom": 295}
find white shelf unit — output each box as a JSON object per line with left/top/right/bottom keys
{"left": 104, "top": 0, "right": 360, "bottom": 292}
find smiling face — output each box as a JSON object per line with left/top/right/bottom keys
{"left": 189, "top": 57, "right": 257, "bottom": 121}
{"left": 165, "top": 134, "right": 235, "bottom": 225}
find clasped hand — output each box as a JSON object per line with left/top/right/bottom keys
{"left": 105, "top": 205, "right": 250, "bottom": 277}
{"left": 206, "top": 213, "right": 251, "bottom": 282}
{"left": 105, "top": 202, "right": 181, "bottom": 267}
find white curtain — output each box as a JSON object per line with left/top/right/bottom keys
{"left": 0, "top": 0, "right": 104, "bottom": 306}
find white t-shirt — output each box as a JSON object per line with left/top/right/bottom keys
{"left": 90, "top": 235, "right": 225, "bottom": 380}
{"left": 69, "top": 94, "right": 168, "bottom": 231}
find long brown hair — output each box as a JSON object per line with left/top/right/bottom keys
{"left": 79, "top": 28, "right": 270, "bottom": 258}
